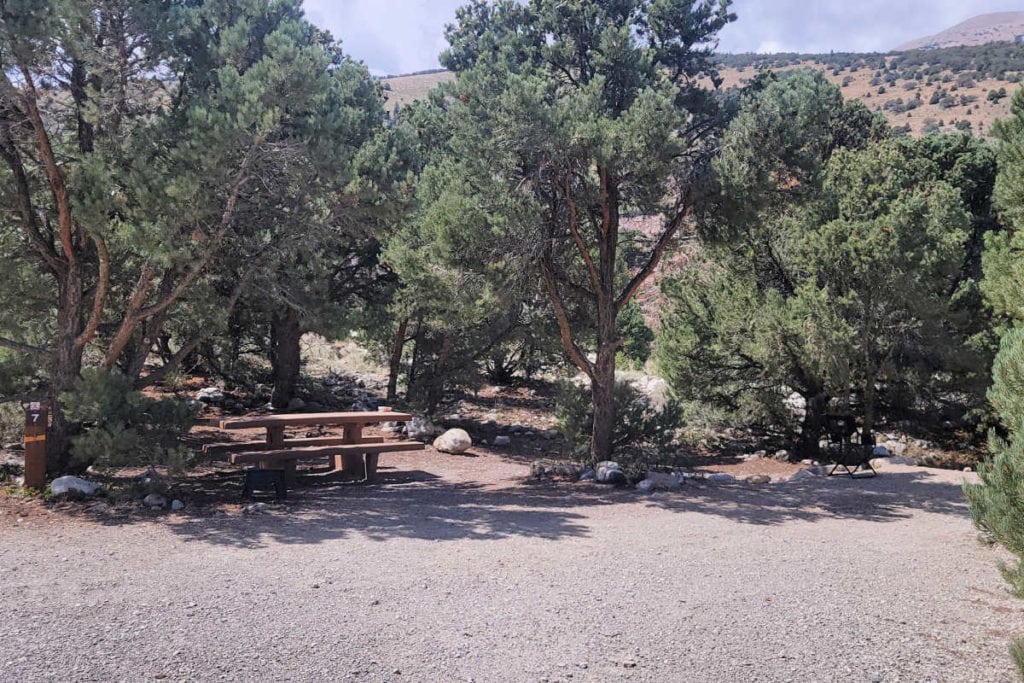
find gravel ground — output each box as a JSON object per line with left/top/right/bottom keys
{"left": 1, "top": 455, "right": 1020, "bottom": 682}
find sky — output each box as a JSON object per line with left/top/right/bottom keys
{"left": 301, "top": 0, "right": 1023, "bottom": 76}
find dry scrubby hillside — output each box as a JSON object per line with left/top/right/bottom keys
{"left": 896, "top": 11, "right": 1024, "bottom": 50}
{"left": 382, "top": 42, "right": 1024, "bottom": 138}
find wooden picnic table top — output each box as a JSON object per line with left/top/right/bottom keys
{"left": 219, "top": 411, "right": 413, "bottom": 430}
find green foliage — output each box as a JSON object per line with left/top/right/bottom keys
{"left": 61, "top": 370, "right": 195, "bottom": 471}
{"left": 659, "top": 71, "right": 989, "bottom": 454}
{"left": 1012, "top": 638, "right": 1024, "bottom": 680}
{"left": 556, "top": 380, "right": 682, "bottom": 466}
{"left": 964, "top": 329, "right": 1024, "bottom": 597}
{"left": 617, "top": 301, "right": 654, "bottom": 368}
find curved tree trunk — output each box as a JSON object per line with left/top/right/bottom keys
{"left": 386, "top": 318, "right": 408, "bottom": 404}
{"left": 796, "top": 392, "right": 828, "bottom": 460}
{"left": 270, "top": 307, "right": 302, "bottom": 410}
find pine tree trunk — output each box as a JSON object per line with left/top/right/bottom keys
{"left": 386, "top": 318, "right": 408, "bottom": 404}
{"left": 796, "top": 393, "right": 827, "bottom": 459}
{"left": 270, "top": 307, "right": 302, "bottom": 410}
{"left": 47, "top": 272, "right": 85, "bottom": 473}
{"left": 589, "top": 352, "right": 616, "bottom": 463}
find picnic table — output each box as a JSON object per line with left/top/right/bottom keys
{"left": 205, "top": 411, "right": 425, "bottom": 490}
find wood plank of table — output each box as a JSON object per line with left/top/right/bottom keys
{"left": 219, "top": 411, "right": 413, "bottom": 430}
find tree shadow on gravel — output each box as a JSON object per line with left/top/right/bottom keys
{"left": 640, "top": 470, "right": 971, "bottom": 526}
{"left": 128, "top": 468, "right": 970, "bottom": 549}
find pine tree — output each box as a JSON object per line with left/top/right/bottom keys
{"left": 966, "top": 86, "right": 1024, "bottom": 679}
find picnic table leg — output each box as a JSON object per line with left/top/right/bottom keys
{"left": 264, "top": 426, "right": 296, "bottom": 487}
{"left": 336, "top": 424, "right": 366, "bottom": 477}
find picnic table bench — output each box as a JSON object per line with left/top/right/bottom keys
{"left": 208, "top": 411, "right": 425, "bottom": 493}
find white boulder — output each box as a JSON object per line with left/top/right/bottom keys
{"left": 433, "top": 428, "right": 473, "bottom": 454}
{"left": 50, "top": 476, "right": 101, "bottom": 497}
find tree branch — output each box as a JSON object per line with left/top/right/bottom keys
{"left": 616, "top": 209, "right": 688, "bottom": 314}
{"left": 17, "top": 65, "right": 77, "bottom": 268}
{"left": 74, "top": 231, "right": 110, "bottom": 350}
{"left": 541, "top": 258, "right": 594, "bottom": 379}
{"left": 565, "top": 175, "right": 601, "bottom": 292}
{"left": 0, "top": 336, "right": 48, "bottom": 356}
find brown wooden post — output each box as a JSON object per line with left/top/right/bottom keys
{"left": 262, "top": 425, "right": 295, "bottom": 486}
{"left": 337, "top": 423, "right": 366, "bottom": 476}
{"left": 23, "top": 402, "right": 48, "bottom": 490}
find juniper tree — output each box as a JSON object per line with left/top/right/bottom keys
{"left": 657, "top": 71, "right": 982, "bottom": 456}
{"left": 422, "top": 0, "right": 734, "bottom": 461}
{"left": 0, "top": 0, "right": 383, "bottom": 468}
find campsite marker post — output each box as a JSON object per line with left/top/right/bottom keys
{"left": 23, "top": 402, "right": 47, "bottom": 490}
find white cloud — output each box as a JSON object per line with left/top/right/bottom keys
{"left": 303, "top": 0, "right": 463, "bottom": 74}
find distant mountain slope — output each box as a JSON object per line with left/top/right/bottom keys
{"left": 896, "top": 11, "right": 1024, "bottom": 50}
{"left": 383, "top": 43, "right": 1023, "bottom": 138}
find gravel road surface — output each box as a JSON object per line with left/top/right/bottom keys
{"left": 1, "top": 457, "right": 1019, "bottom": 682}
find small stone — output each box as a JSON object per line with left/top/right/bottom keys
{"left": 789, "top": 469, "right": 818, "bottom": 482}
{"left": 707, "top": 472, "right": 736, "bottom": 483}
{"left": 143, "top": 493, "right": 167, "bottom": 508}
{"left": 578, "top": 467, "right": 597, "bottom": 481}
{"left": 493, "top": 435, "right": 511, "bottom": 447}
{"left": 195, "top": 386, "right": 224, "bottom": 404}
{"left": 772, "top": 450, "right": 791, "bottom": 462}
{"left": 242, "top": 503, "right": 269, "bottom": 515}
{"left": 286, "top": 397, "right": 306, "bottom": 411}
{"left": 963, "top": 466, "right": 973, "bottom": 472}
{"left": 171, "top": 499, "right": 185, "bottom": 511}
{"left": 596, "top": 462, "right": 627, "bottom": 485}
{"left": 746, "top": 474, "right": 771, "bottom": 485}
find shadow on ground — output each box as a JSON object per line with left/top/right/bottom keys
{"left": 74, "top": 466, "right": 974, "bottom": 550}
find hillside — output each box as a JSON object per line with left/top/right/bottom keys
{"left": 896, "top": 11, "right": 1024, "bottom": 50}
{"left": 383, "top": 42, "right": 1023, "bottom": 138}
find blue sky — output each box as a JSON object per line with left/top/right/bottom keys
{"left": 302, "top": 1, "right": 1021, "bottom": 76}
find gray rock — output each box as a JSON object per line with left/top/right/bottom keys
{"left": 636, "top": 479, "right": 655, "bottom": 493}
{"left": 407, "top": 416, "right": 440, "bottom": 440}
{"left": 789, "top": 469, "right": 819, "bottom": 482}
{"left": 530, "top": 459, "right": 583, "bottom": 479}
{"left": 963, "top": 466, "right": 973, "bottom": 472}
{"left": 872, "top": 445, "right": 892, "bottom": 457}
{"left": 524, "top": 431, "right": 535, "bottom": 437}
{"left": 286, "top": 397, "right": 306, "bottom": 411}
{"left": 773, "top": 450, "right": 791, "bottom": 462}
{"left": 882, "top": 440, "right": 907, "bottom": 456}
{"left": 869, "top": 456, "right": 918, "bottom": 469}
{"left": 706, "top": 472, "right": 736, "bottom": 484}
{"left": 493, "top": 435, "right": 511, "bottom": 447}
{"left": 508, "top": 424, "right": 524, "bottom": 434}
{"left": 143, "top": 493, "right": 167, "bottom": 509}
{"left": 541, "top": 429, "right": 559, "bottom": 440}
{"left": 195, "top": 386, "right": 224, "bottom": 404}
{"left": 242, "top": 502, "right": 269, "bottom": 515}
{"left": 596, "top": 461, "right": 627, "bottom": 485}
{"left": 171, "top": 499, "right": 185, "bottom": 511}
{"left": 578, "top": 467, "right": 597, "bottom": 481}
{"left": 433, "top": 428, "right": 473, "bottom": 454}
{"left": 641, "top": 471, "right": 683, "bottom": 491}
{"left": 50, "top": 476, "right": 101, "bottom": 497}
{"left": 746, "top": 474, "right": 772, "bottom": 485}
